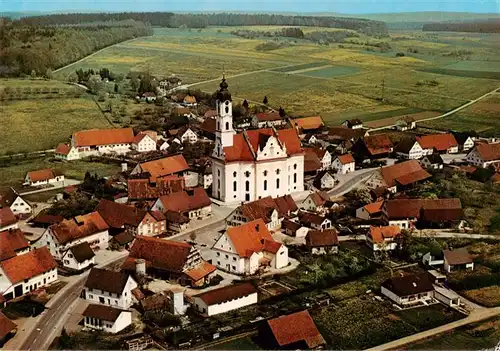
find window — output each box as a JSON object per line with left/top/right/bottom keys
{"left": 217, "top": 252, "right": 220, "bottom": 257}
{"left": 276, "top": 178, "right": 280, "bottom": 189}
{"left": 263, "top": 170, "right": 268, "bottom": 176}
{"left": 294, "top": 173, "right": 297, "bottom": 183}
{"left": 232, "top": 266, "right": 236, "bottom": 270}
{"left": 225, "top": 255, "right": 229, "bottom": 259}
{"left": 245, "top": 171, "right": 250, "bottom": 177}
{"left": 276, "top": 169, "right": 280, "bottom": 175}
{"left": 264, "top": 180, "right": 267, "bottom": 191}
{"left": 218, "top": 169, "right": 221, "bottom": 176}
{"left": 225, "top": 121, "right": 229, "bottom": 129}
{"left": 233, "top": 257, "right": 236, "bottom": 261}
{"left": 245, "top": 180, "right": 250, "bottom": 192}
{"left": 233, "top": 171, "right": 237, "bottom": 177}
{"left": 293, "top": 164, "right": 297, "bottom": 170}
{"left": 233, "top": 181, "right": 237, "bottom": 192}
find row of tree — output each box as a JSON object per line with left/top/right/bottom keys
{"left": 14, "top": 12, "right": 388, "bottom": 35}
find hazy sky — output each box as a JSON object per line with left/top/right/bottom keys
{"left": 2, "top": 0, "right": 499, "bottom": 14}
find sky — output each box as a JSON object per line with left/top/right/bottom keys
{"left": 1, "top": 0, "right": 499, "bottom": 14}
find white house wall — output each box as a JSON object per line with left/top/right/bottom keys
{"left": 84, "top": 276, "right": 137, "bottom": 309}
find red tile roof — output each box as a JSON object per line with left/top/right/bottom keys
{"left": 0, "top": 247, "right": 56, "bottom": 284}
{"left": 255, "top": 111, "right": 281, "bottom": 122}
{"left": 307, "top": 191, "right": 330, "bottom": 207}
{"left": 306, "top": 229, "right": 339, "bottom": 247}
{"left": 124, "top": 236, "right": 193, "bottom": 273}
{"left": 337, "top": 153, "right": 355, "bottom": 164}
{"left": 204, "top": 110, "right": 217, "bottom": 118}
{"left": 132, "top": 133, "right": 149, "bottom": 144}
{"left": 73, "top": 128, "right": 134, "bottom": 147}
{"left": 292, "top": 116, "right": 324, "bottom": 130}
{"left": 304, "top": 149, "right": 322, "bottom": 173}
{"left": 363, "top": 134, "right": 393, "bottom": 156}
{"left": 0, "top": 207, "right": 17, "bottom": 229}
{"left": 298, "top": 211, "right": 328, "bottom": 226}
{"left": 96, "top": 199, "right": 145, "bottom": 228}
{"left": 238, "top": 195, "right": 297, "bottom": 223}
{"left": 473, "top": 142, "right": 500, "bottom": 161}
{"left": 127, "top": 175, "right": 185, "bottom": 200}
{"left": 225, "top": 219, "right": 282, "bottom": 258}
{"left": 55, "top": 143, "right": 71, "bottom": 155}
{"left": 50, "top": 212, "right": 109, "bottom": 244}
{"left": 157, "top": 187, "right": 211, "bottom": 213}
{"left": 368, "top": 225, "right": 401, "bottom": 243}
{"left": 136, "top": 155, "right": 189, "bottom": 181}
{"left": 27, "top": 168, "right": 57, "bottom": 182}
{"left": 443, "top": 248, "right": 473, "bottom": 265}
{"left": 0, "top": 229, "right": 29, "bottom": 261}
{"left": 201, "top": 117, "right": 216, "bottom": 135}
{"left": 0, "top": 312, "right": 16, "bottom": 339}
{"left": 194, "top": 282, "right": 257, "bottom": 306}
{"left": 363, "top": 201, "right": 384, "bottom": 214}
{"left": 266, "top": 310, "right": 325, "bottom": 348}
{"left": 185, "top": 261, "right": 217, "bottom": 282}
{"left": 416, "top": 133, "right": 458, "bottom": 152}
{"left": 385, "top": 198, "right": 462, "bottom": 220}
{"left": 380, "top": 160, "right": 431, "bottom": 187}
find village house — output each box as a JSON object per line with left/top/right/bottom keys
{"left": 381, "top": 273, "right": 435, "bottom": 306}
{"left": 34, "top": 211, "right": 109, "bottom": 260}
{"left": 157, "top": 139, "right": 169, "bottom": 151}
{"left": 252, "top": 111, "right": 286, "bottom": 128}
{"left": 301, "top": 191, "right": 331, "bottom": 213}
{"left": 61, "top": 242, "right": 95, "bottom": 271}
{"left": 259, "top": 310, "right": 326, "bottom": 350}
{"left": 24, "top": 169, "right": 64, "bottom": 187}
{"left": 131, "top": 133, "right": 157, "bottom": 153}
{"left": 55, "top": 143, "right": 80, "bottom": 161}
{"left": 332, "top": 153, "right": 355, "bottom": 174}
{"left": 306, "top": 229, "right": 339, "bottom": 255}
{"left": 443, "top": 248, "right": 474, "bottom": 273}
{"left": 108, "top": 230, "right": 135, "bottom": 251}
{"left": 306, "top": 148, "right": 331, "bottom": 170}
{"left": 0, "top": 208, "right": 18, "bottom": 232}
{"left": 179, "top": 127, "right": 198, "bottom": 144}
{"left": 383, "top": 198, "right": 463, "bottom": 230}
{"left": 0, "top": 188, "right": 32, "bottom": 217}
{"left": 183, "top": 95, "right": 197, "bottom": 107}
{"left": 422, "top": 252, "right": 445, "bottom": 268}
{"left": 342, "top": 119, "right": 363, "bottom": 129}
{"left": 71, "top": 128, "right": 135, "bottom": 157}
{"left": 82, "top": 304, "right": 132, "bottom": 334}
{"left": 291, "top": 116, "right": 325, "bottom": 135}
{"left": 416, "top": 133, "right": 459, "bottom": 155}
{"left": 211, "top": 79, "right": 304, "bottom": 203}
{"left": 298, "top": 211, "right": 332, "bottom": 231}
{"left": 192, "top": 282, "right": 258, "bottom": 317}
{"left": 327, "top": 126, "right": 367, "bottom": 151}
{"left": 82, "top": 268, "right": 138, "bottom": 309}
{"left": 0, "top": 229, "right": 30, "bottom": 261}
{"left": 130, "top": 154, "right": 190, "bottom": 183}
{"left": 122, "top": 236, "right": 216, "bottom": 287}
{"left": 466, "top": 142, "right": 500, "bottom": 168}
{"left": 352, "top": 134, "right": 394, "bottom": 160}
{"left": 0, "top": 247, "right": 57, "bottom": 301}
{"left": 394, "top": 138, "right": 424, "bottom": 160}
{"left": 452, "top": 132, "right": 475, "bottom": 152}
{"left": 365, "top": 160, "right": 431, "bottom": 193}
{"left": 313, "top": 171, "right": 336, "bottom": 190}
{"left": 141, "top": 92, "right": 156, "bottom": 103}
{"left": 304, "top": 148, "right": 323, "bottom": 175}
{"left": 356, "top": 201, "right": 384, "bottom": 221}
{"left": 0, "top": 312, "right": 16, "bottom": 346}
{"left": 127, "top": 175, "right": 185, "bottom": 202}
{"left": 281, "top": 218, "right": 310, "bottom": 238}
{"left": 395, "top": 116, "right": 416, "bottom": 131}
{"left": 211, "top": 219, "right": 288, "bottom": 275}
{"left": 420, "top": 154, "right": 444, "bottom": 170}
{"left": 366, "top": 225, "right": 401, "bottom": 251}
{"left": 226, "top": 195, "right": 298, "bottom": 231}
{"left": 96, "top": 199, "right": 166, "bottom": 237}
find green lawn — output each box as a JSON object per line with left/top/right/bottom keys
{"left": 0, "top": 96, "right": 111, "bottom": 155}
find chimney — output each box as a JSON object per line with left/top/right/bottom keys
{"left": 135, "top": 258, "right": 146, "bottom": 276}
{"left": 121, "top": 163, "right": 128, "bottom": 172}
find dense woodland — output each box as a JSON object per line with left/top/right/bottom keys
{"left": 15, "top": 12, "right": 388, "bottom": 35}
{"left": 0, "top": 19, "right": 152, "bottom": 76}
{"left": 423, "top": 19, "right": 500, "bottom": 33}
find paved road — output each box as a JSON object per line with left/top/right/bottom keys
{"left": 365, "top": 307, "right": 500, "bottom": 351}
{"left": 414, "top": 231, "right": 500, "bottom": 241}
{"left": 18, "top": 179, "right": 82, "bottom": 196}
{"left": 327, "top": 168, "right": 376, "bottom": 197}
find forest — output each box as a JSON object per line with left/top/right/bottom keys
{"left": 15, "top": 12, "right": 388, "bottom": 35}
{"left": 0, "top": 19, "right": 152, "bottom": 76}
{"left": 423, "top": 19, "right": 500, "bottom": 33}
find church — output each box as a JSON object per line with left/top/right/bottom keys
{"left": 211, "top": 78, "right": 305, "bottom": 203}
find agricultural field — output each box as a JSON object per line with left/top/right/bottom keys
{"left": 52, "top": 26, "right": 500, "bottom": 128}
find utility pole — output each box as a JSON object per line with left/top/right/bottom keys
{"left": 381, "top": 78, "right": 385, "bottom": 102}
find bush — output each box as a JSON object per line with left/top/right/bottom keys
{"left": 396, "top": 52, "right": 405, "bottom": 57}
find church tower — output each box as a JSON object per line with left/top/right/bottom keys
{"left": 213, "top": 76, "right": 235, "bottom": 158}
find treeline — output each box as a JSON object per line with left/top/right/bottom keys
{"left": 423, "top": 19, "right": 500, "bottom": 33}
{"left": 15, "top": 12, "right": 388, "bottom": 35}
{"left": 0, "top": 20, "right": 152, "bottom": 76}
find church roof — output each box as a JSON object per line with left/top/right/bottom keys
{"left": 216, "top": 77, "right": 232, "bottom": 101}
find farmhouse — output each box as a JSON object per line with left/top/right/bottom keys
{"left": 420, "top": 154, "right": 444, "bottom": 170}
{"left": 211, "top": 78, "right": 304, "bottom": 203}
{"left": 304, "top": 148, "right": 323, "bottom": 175}
{"left": 298, "top": 211, "right": 332, "bottom": 231}
{"left": 0, "top": 188, "right": 32, "bottom": 217}
{"left": 291, "top": 116, "right": 324, "bottom": 134}
{"left": 381, "top": 273, "right": 435, "bottom": 306}
{"left": 0, "top": 229, "right": 30, "bottom": 261}
{"left": 211, "top": 219, "right": 288, "bottom": 275}
{"left": 157, "top": 139, "right": 169, "bottom": 151}
{"left": 192, "top": 282, "right": 258, "bottom": 316}
{"left": 306, "top": 148, "right": 331, "bottom": 170}
{"left": 259, "top": 310, "right": 326, "bottom": 349}
{"left": 352, "top": 134, "right": 393, "bottom": 159}
{"left": 55, "top": 143, "right": 80, "bottom": 161}
{"left": 367, "top": 225, "right": 401, "bottom": 251}
{"left": 301, "top": 191, "right": 331, "bottom": 213}
{"left": 82, "top": 268, "right": 138, "bottom": 309}
{"left": 61, "top": 242, "right": 95, "bottom": 271}
{"left": 394, "top": 138, "right": 424, "bottom": 160}
{"left": 72, "top": 128, "right": 134, "bottom": 156}
{"left": 342, "top": 119, "right": 363, "bottom": 129}
{"left": 416, "top": 133, "right": 459, "bottom": 155}
{"left": 395, "top": 116, "right": 416, "bottom": 131}
{"left": 466, "top": 142, "right": 500, "bottom": 168}
{"left": 313, "top": 171, "right": 336, "bottom": 190}
{"left": 122, "top": 236, "right": 216, "bottom": 287}
{"left": 365, "top": 160, "right": 431, "bottom": 193}
{"left": 127, "top": 175, "right": 185, "bottom": 201}
{"left": 356, "top": 201, "right": 384, "bottom": 221}
{"left": 332, "top": 153, "right": 355, "bottom": 174}
{"left": 152, "top": 187, "right": 212, "bottom": 224}
{"left": 35, "top": 211, "right": 109, "bottom": 260}
{"left": 0, "top": 247, "right": 57, "bottom": 301}
{"left": 282, "top": 218, "right": 310, "bottom": 237}
{"left": 0, "top": 208, "right": 18, "bottom": 232}
{"left": 130, "top": 154, "right": 189, "bottom": 183}
{"left": 452, "top": 132, "right": 475, "bottom": 152}
{"left": 179, "top": 127, "right": 198, "bottom": 144}
{"left": 252, "top": 111, "right": 286, "bottom": 128}
{"left": 82, "top": 304, "right": 132, "bottom": 334}
{"left": 305, "top": 229, "right": 339, "bottom": 255}
{"left": 24, "top": 169, "right": 64, "bottom": 187}
{"left": 443, "top": 248, "right": 474, "bottom": 273}
{"left": 131, "top": 133, "right": 157, "bottom": 153}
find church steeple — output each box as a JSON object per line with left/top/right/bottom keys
{"left": 217, "top": 74, "right": 232, "bottom": 102}
{"left": 213, "top": 76, "right": 235, "bottom": 158}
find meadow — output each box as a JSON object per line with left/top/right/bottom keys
{"left": 51, "top": 26, "right": 500, "bottom": 130}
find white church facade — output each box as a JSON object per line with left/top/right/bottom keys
{"left": 211, "top": 78, "right": 305, "bottom": 203}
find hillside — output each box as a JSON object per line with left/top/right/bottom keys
{"left": 423, "top": 19, "right": 500, "bottom": 33}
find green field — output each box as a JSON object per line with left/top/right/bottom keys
{"left": 444, "top": 60, "right": 500, "bottom": 72}
{"left": 270, "top": 62, "right": 329, "bottom": 73}
{"left": 0, "top": 95, "right": 110, "bottom": 155}
{"left": 300, "top": 65, "right": 361, "bottom": 78}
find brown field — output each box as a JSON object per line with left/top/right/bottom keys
{"left": 365, "top": 110, "right": 441, "bottom": 128}
{"left": 472, "top": 102, "right": 500, "bottom": 112}
{"left": 461, "top": 286, "right": 500, "bottom": 307}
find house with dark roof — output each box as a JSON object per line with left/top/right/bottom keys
{"left": 313, "top": 171, "right": 337, "bottom": 190}
{"left": 416, "top": 133, "right": 459, "bottom": 155}
{"left": 24, "top": 169, "right": 64, "bottom": 187}
{"left": 443, "top": 248, "right": 474, "bottom": 273}
{"left": 281, "top": 218, "right": 310, "bottom": 238}
{"left": 109, "top": 230, "right": 135, "bottom": 251}
{"left": 83, "top": 268, "right": 138, "bottom": 309}
{"left": 394, "top": 138, "right": 424, "bottom": 160}
{"left": 367, "top": 225, "right": 401, "bottom": 251}
{"left": 192, "top": 282, "right": 258, "bottom": 316}
{"left": 304, "top": 148, "right": 323, "bottom": 175}
{"left": 381, "top": 273, "right": 435, "bottom": 306}
{"left": 127, "top": 175, "right": 185, "bottom": 201}
{"left": 227, "top": 195, "right": 298, "bottom": 231}
{"left": 352, "top": 134, "right": 394, "bottom": 160}
{"left": 211, "top": 219, "right": 288, "bottom": 275}
{"left": 420, "top": 154, "right": 444, "bottom": 170}
{"left": 82, "top": 304, "right": 132, "bottom": 334}
{"left": 342, "top": 119, "right": 363, "bottom": 130}
{"left": 301, "top": 191, "right": 332, "bottom": 213}
{"left": 365, "top": 160, "right": 431, "bottom": 193}
{"left": 122, "top": 236, "right": 216, "bottom": 287}
{"left": 466, "top": 142, "right": 500, "bottom": 168}
{"left": 0, "top": 188, "right": 32, "bottom": 217}
{"left": 0, "top": 312, "right": 17, "bottom": 346}
{"left": 252, "top": 111, "right": 286, "bottom": 128}
{"left": 61, "top": 242, "right": 95, "bottom": 271}
{"left": 0, "top": 208, "right": 18, "bottom": 232}
{"left": 452, "top": 132, "right": 475, "bottom": 152}
{"left": 395, "top": 116, "right": 416, "bottom": 131}
{"left": 298, "top": 211, "right": 332, "bottom": 231}
{"left": 0, "top": 247, "right": 57, "bottom": 301}
{"left": 259, "top": 310, "right": 326, "bottom": 349}
{"left": 306, "top": 229, "right": 339, "bottom": 255}
{"left": 0, "top": 229, "right": 30, "bottom": 261}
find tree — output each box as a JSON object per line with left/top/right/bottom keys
{"left": 45, "top": 68, "right": 53, "bottom": 80}
{"left": 279, "top": 106, "right": 286, "bottom": 117}
{"left": 130, "top": 77, "right": 139, "bottom": 93}
{"left": 30, "top": 69, "right": 37, "bottom": 79}
{"left": 263, "top": 96, "right": 268, "bottom": 104}
{"left": 114, "top": 83, "right": 119, "bottom": 93}
{"left": 88, "top": 74, "right": 103, "bottom": 94}
{"left": 346, "top": 187, "right": 372, "bottom": 206}
{"left": 242, "top": 99, "right": 249, "bottom": 109}
{"left": 67, "top": 72, "right": 78, "bottom": 84}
